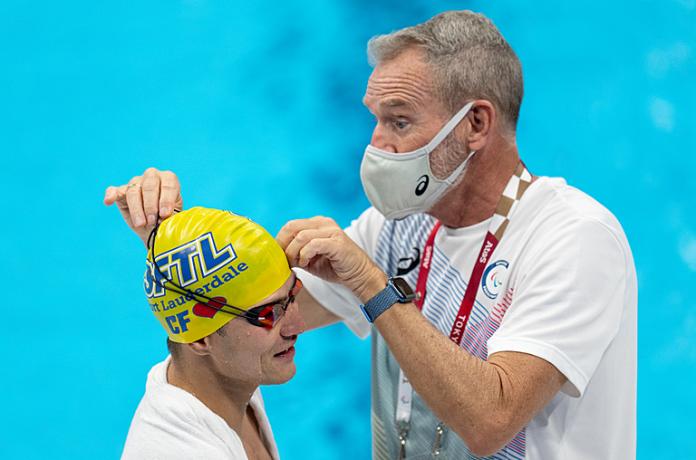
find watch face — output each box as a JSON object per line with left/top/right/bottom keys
{"left": 391, "top": 277, "right": 415, "bottom": 299}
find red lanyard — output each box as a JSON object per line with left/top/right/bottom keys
{"left": 414, "top": 222, "right": 499, "bottom": 346}
{"left": 412, "top": 162, "right": 531, "bottom": 346}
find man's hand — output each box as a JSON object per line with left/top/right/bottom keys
{"left": 276, "top": 216, "right": 387, "bottom": 302}
{"left": 103, "top": 167, "right": 183, "bottom": 246}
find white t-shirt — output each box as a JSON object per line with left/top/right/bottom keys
{"left": 121, "top": 357, "right": 280, "bottom": 460}
{"left": 298, "top": 177, "right": 637, "bottom": 460}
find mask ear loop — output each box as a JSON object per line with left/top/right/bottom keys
{"left": 423, "top": 101, "right": 475, "bottom": 154}
{"left": 146, "top": 217, "right": 262, "bottom": 320}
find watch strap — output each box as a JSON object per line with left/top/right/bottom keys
{"left": 360, "top": 277, "right": 415, "bottom": 323}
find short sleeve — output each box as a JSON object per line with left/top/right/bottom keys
{"left": 487, "top": 218, "right": 629, "bottom": 397}
{"left": 295, "top": 207, "right": 386, "bottom": 339}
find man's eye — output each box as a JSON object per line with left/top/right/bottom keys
{"left": 393, "top": 119, "right": 410, "bottom": 130}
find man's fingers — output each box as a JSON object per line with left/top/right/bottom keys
{"left": 104, "top": 186, "right": 118, "bottom": 205}
{"left": 284, "top": 228, "right": 334, "bottom": 265}
{"left": 308, "top": 215, "right": 338, "bottom": 227}
{"left": 104, "top": 168, "right": 171, "bottom": 247}
{"left": 298, "top": 238, "right": 338, "bottom": 268}
{"left": 276, "top": 220, "right": 305, "bottom": 250}
{"left": 125, "top": 176, "right": 146, "bottom": 227}
{"left": 159, "top": 170, "right": 181, "bottom": 218}
{"left": 104, "top": 185, "right": 135, "bottom": 227}
{"left": 141, "top": 168, "right": 161, "bottom": 227}
{"left": 276, "top": 216, "right": 337, "bottom": 249}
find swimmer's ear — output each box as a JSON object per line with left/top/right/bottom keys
{"left": 186, "top": 337, "right": 213, "bottom": 357}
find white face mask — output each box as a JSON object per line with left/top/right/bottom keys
{"left": 360, "top": 102, "right": 475, "bottom": 220}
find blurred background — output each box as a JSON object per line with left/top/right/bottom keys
{"left": 1, "top": 0, "right": 694, "bottom": 458}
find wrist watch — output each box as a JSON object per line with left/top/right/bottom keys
{"left": 360, "top": 277, "right": 416, "bottom": 323}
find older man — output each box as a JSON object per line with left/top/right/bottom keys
{"left": 121, "top": 207, "right": 304, "bottom": 459}
{"left": 106, "top": 11, "right": 636, "bottom": 460}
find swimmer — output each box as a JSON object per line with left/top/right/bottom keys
{"left": 121, "top": 207, "right": 305, "bottom": 460}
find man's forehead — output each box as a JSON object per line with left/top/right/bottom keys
{"left": 363, "top": 50, "right": 435, "bottom": 110}
{"left": 362, "top": 93, "right": 417, "bottom": 110}
{"left": 363, "top": 74, "right": 434, "bottom": 112}
{"left": 382, "top": 98, "right": 413, "bottom": 108}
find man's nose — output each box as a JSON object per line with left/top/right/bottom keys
{"left": 280, "top": 300, "right": 305, "bottom": 336}
{"left": 370, "top": 125, "right": 397, "bottom": 153}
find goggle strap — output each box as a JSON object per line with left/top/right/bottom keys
{"left": 147, "top": 223, "right": 255, "bottom": 320}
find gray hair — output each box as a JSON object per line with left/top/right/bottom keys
{"left": 367, "top": 11, "right": 523, "bottom": 131}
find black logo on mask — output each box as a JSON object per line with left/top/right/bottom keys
{"left": 415, "top": 175, "right": 429, "bottom": 196}
{"left": 396, "top": 247, "right": 421, "bottom": 276}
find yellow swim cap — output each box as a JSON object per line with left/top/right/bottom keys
{"left": 143, "top": 207, "right": 292, "bottom": 343}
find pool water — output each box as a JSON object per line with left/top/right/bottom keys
{"left": 0, "top": 1, "right": 694, "bottom": 458}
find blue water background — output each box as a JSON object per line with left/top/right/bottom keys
{"left": 1, "top": 1, "right": 694, "bottom": 458}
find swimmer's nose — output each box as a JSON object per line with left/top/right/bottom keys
{"left": 280, "top": 299, "right": 305, "bottom": 337}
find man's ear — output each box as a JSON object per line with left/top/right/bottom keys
{"left": 458, "top": 100, "right": 496, "bottom": 151}
{"left": 186, "top": 336, "right": 212, "bottom": 357}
